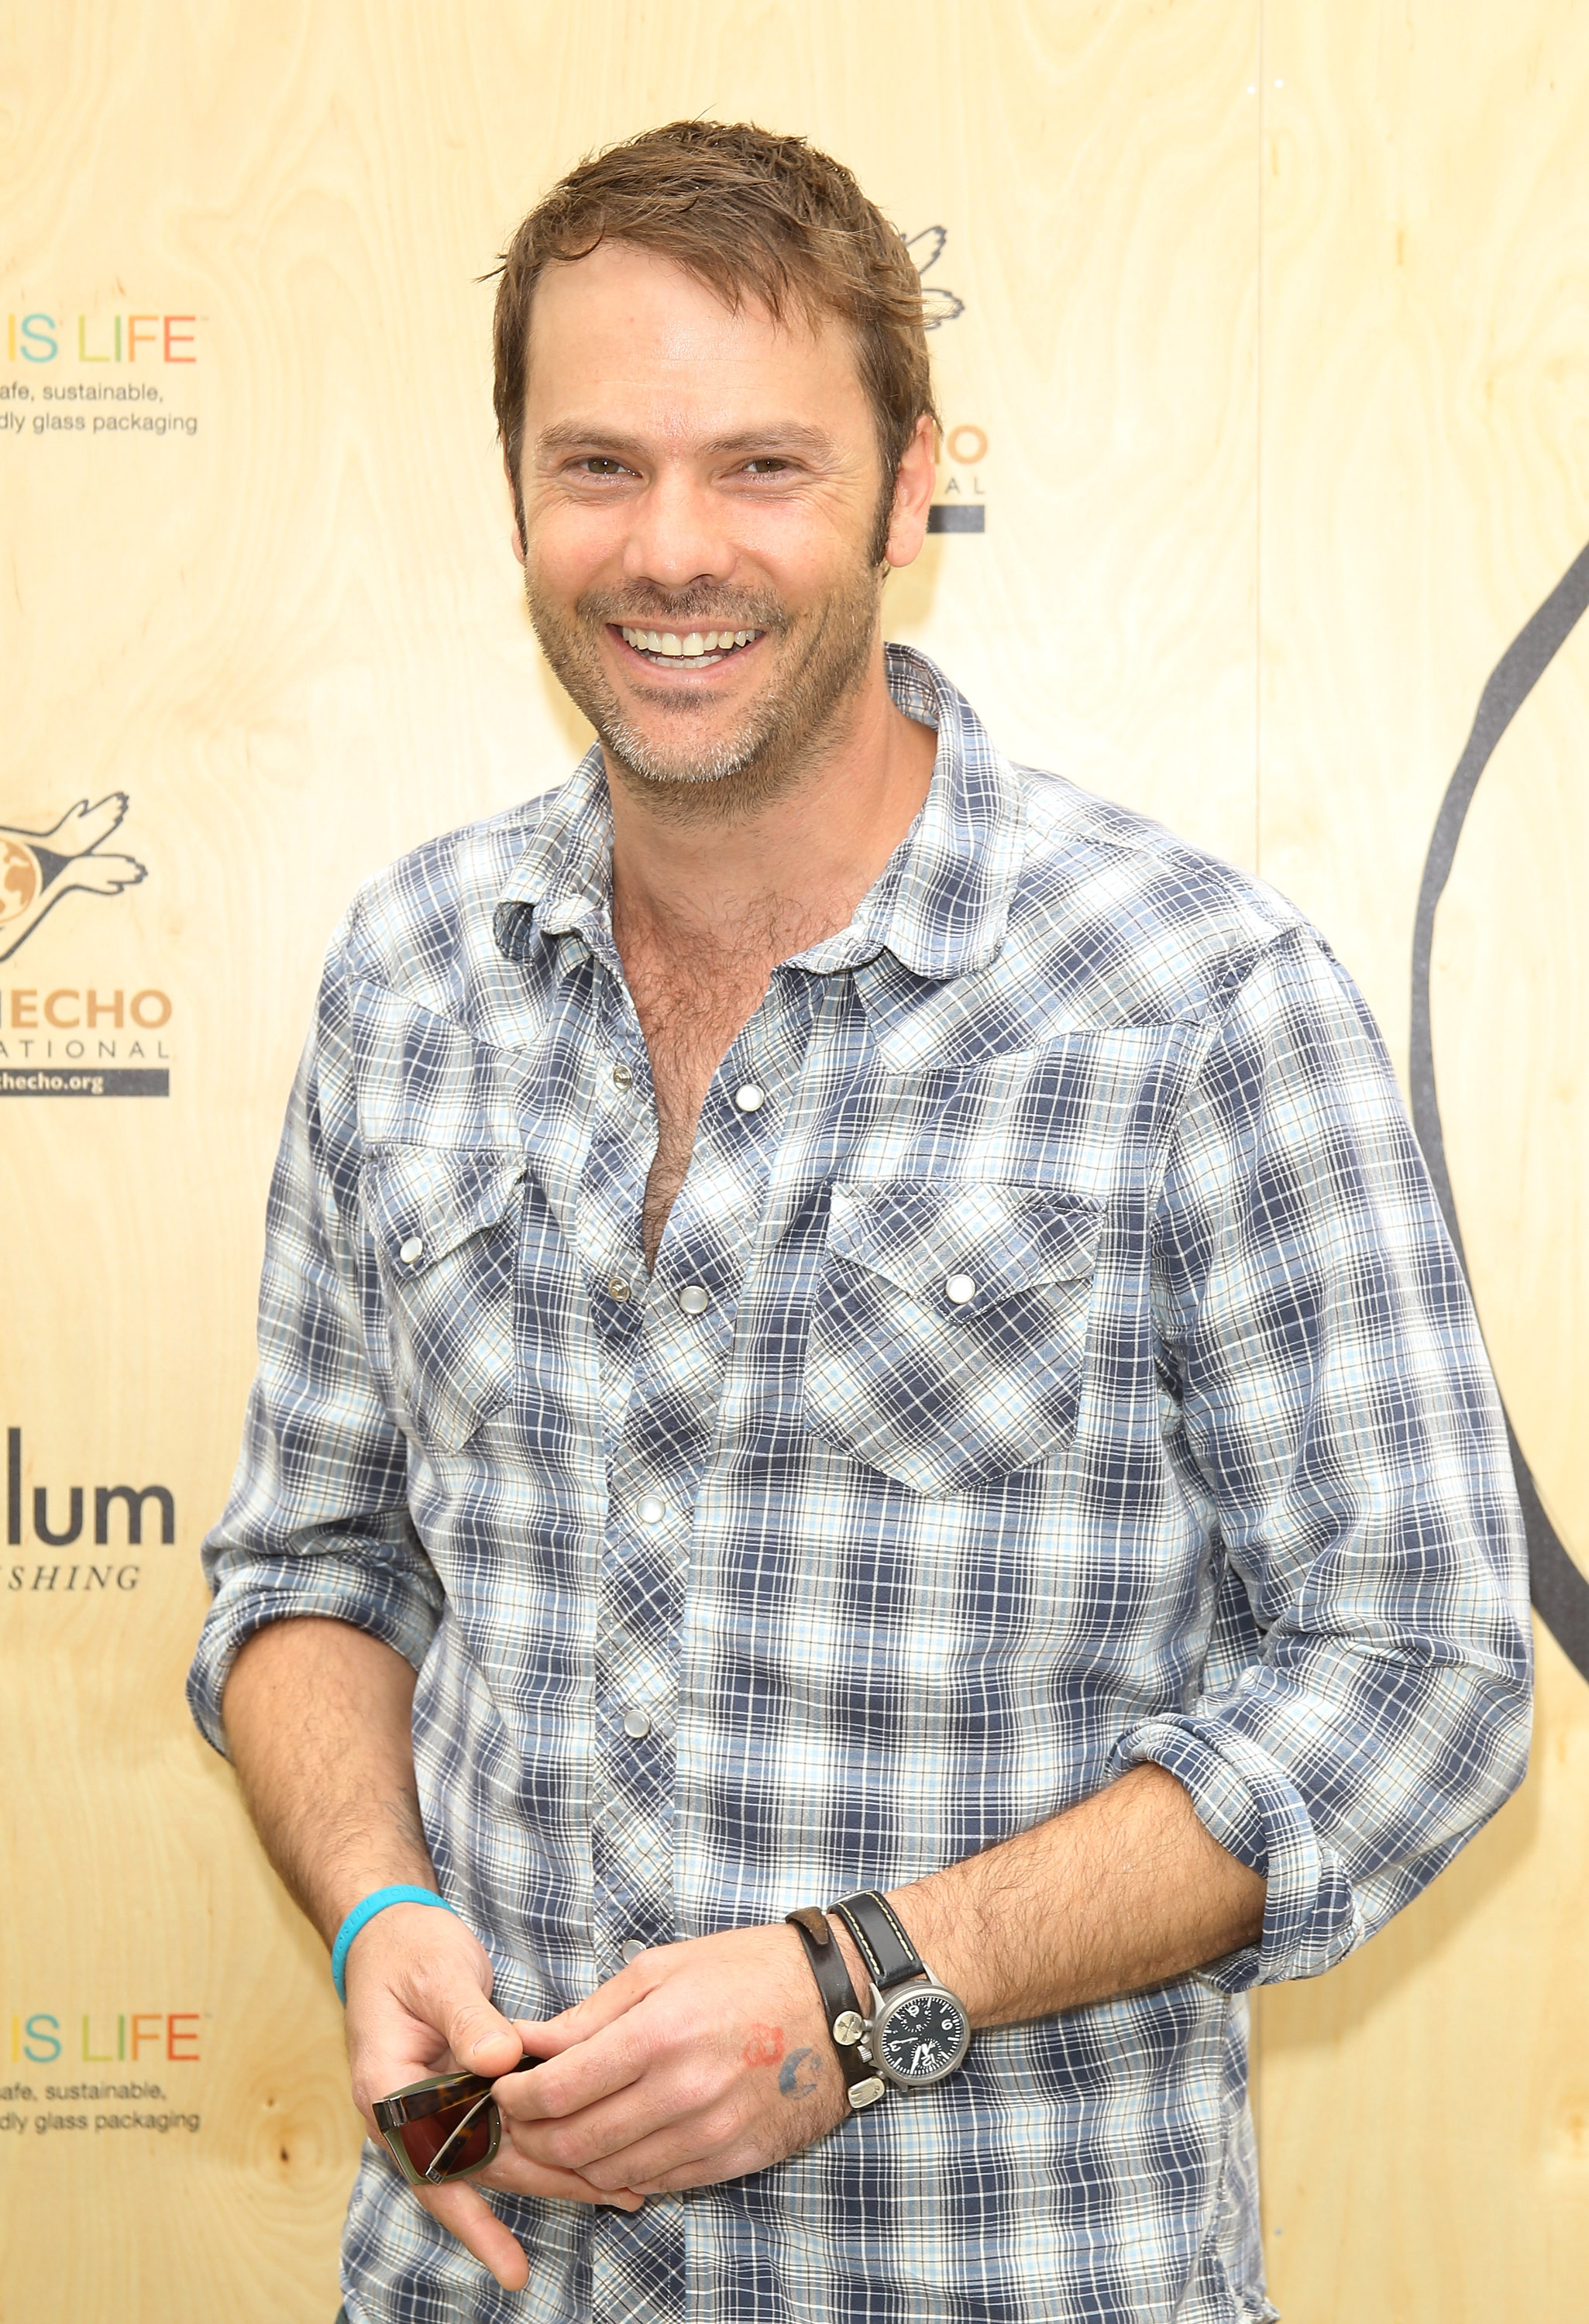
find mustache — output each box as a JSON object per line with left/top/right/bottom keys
{"left": 576, "top": 584, "right": 789, "bottom": 634}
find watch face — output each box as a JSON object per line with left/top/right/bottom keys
{"left": 875, "top": 1985, "right": 969, "bottom": 2087}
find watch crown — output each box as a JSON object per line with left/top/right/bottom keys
{"left": 832, "top": 2010, "right": 865, "bottom": 2046}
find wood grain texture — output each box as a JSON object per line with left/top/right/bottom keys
{"left": 0, "top": 4, "right": 1258, "bottom": 2316}
{"left": 1253, "top": 2, "right": 1589, "bottom": 2316}
{"left": 11, "top": 3, "right": 1586, "bottom": 2318}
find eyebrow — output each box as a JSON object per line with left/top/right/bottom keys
{"left": 532, "top": 421, "right": 839, "bottom": 462}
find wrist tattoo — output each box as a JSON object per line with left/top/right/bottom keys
{"left": 741, "top": 2023, "right": 785, "bottom": 2069}
{"left": 777, "top": 2047, "right": 820, "bottom": 2099}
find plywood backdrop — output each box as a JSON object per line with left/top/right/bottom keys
{"left": 0, "top": 5, "right": 1582, "bottom": 2318}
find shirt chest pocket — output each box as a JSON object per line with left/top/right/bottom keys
{"left": 802, "top": 1180, "right": 1105, "bottom": 1495}
{"left": 359, "top": 1145, "right": 528, "bottom": 1453}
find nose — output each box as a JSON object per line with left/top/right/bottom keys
{"left": 621, "top": 463, "right": 736, "bottom": 593}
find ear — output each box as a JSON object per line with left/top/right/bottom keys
{"left": 502, "top": 452, "right": 527, "bottom": 566}
{"left": 883, "top": 414, "right": 937, "bottom": 570}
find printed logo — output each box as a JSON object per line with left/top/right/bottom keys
{"left": 908, "top": 230, "right": 987, "bottom": 537}
{"left": 2, "top": 308, "right": 200, "bottom": 439}
{"left": 1411, "top": 539, "right": 1589, "bottom": 1687}
{"left": 0, "top": 796, "right": 170, "bottom": 1095}
{"left": 5, "top": 1425, "right": 175, "bottom": 1596}
{"left": 1, "top": 793, "right": 146, "bottom": 962}
{"left": 7, "top": 2013, "right": 201, "bottom": 2067}
{"left": 4, "top": 2011, "right": 203, "bottom": 2140}
{"left": 4, "top": 310, "right": 198, "bottom": 366}
{"left": 907, "top": 228, "right": 965, "bottom": 328}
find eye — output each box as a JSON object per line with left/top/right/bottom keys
{"left": 741, "top": 457, "right": 793, "bottom": 477}
{"left": 575, "top": 457, "right": 632, "bottom": 478}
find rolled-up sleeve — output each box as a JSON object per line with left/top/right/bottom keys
{"left": 1113, "top": 927, "right": 1532, "bottom": 1989}
{"left": 186, "top": 928, "right": 443, "bottom": 1756}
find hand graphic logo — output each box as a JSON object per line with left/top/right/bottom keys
{"left": 0, "top": 795, "right": 147, "bottom": 961}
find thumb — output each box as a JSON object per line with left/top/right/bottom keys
{"left": 373, "top": 1912, "right": 525, "bottom": 2075}
{"left": 442, "top": 1982, "right": 525, "bottom": 2075}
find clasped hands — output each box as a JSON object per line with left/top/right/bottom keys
{"left": 346, "top": 1906, "right": 851, "bottom": 2293}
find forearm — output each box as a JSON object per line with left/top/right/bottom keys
{"left": 495, "top": 1767, "right": 1263, "bottom": 2205}
{"left": 875, "top": 1765, "right": 1266, "bottom": 2027}
{"left": 222, "top": 1614, "right": 435, "bottom": 1944}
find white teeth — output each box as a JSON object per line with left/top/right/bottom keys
{"left": 619, "top": 624, "right": 760, "bottom": 658}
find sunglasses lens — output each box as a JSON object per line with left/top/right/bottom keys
{"left": 397, "top": 2092, "right": 498, "bottom": 2183}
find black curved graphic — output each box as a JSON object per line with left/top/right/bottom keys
{"left": 1409, "top": 538, "right": 1589, "bottom": 1679}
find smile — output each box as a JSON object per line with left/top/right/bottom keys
{"left": 617, "top": 625, "right": 763, "bottom": 669}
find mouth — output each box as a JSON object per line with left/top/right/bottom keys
{"left": 614, "top": 624, "right": 765, "bottom": 672}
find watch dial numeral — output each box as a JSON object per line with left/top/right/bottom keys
{"left": 879, "top": 1992, "right": 967, "bottom": 2082}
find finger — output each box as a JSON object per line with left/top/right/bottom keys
{"left": 581, "top": 2123, "right": 755, "bottom": 2197}
{"left": 414, "top": 2181, "right": 529, "bottom": 2293}
{"left": 507, "top": 2014, "right": 587, "bottom": 2062}
{"left": 496, "top": 2014, "right": 652, "bottom": 2124}
{"left": 514, "top": 1954, "right": 659, "bottom": 2055}
{"left": 474, "top": 2148, "right": 646, "bottom": 2212}
{"left": 625, "top": 2159, "right": 739, "bottom": 2195}
{"left": 505, "top": 2058, "right": 721, "bottom": 2180}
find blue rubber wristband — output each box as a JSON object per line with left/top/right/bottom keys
{"left": 330, "top": 1886, "right": 457, "bottom": 2003}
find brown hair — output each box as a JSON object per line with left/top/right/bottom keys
{"left": 491, "top": 120, "right": 937, "bottom": 539}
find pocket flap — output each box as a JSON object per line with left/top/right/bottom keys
{"left": 360, "top": 1144, "right": 527, "bottom": 1271}
{"left": 826, "top": 1180, "right": 1103, "bottom": 1313}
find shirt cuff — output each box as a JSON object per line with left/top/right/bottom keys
{"left": 1110, "top": 1714, "right": 1364, "bottom": 1991}
{"left": 186, "top": 1543, "right": 442, "bottom": 1758}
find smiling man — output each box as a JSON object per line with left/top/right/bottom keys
{"left": 189, "top": 122, "right": 1530, "bottom": 2324}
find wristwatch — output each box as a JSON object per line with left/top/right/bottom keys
{"left": 785, "top": 1906, "right": 886, "bottom": 2110}
{"left": 828, "top": 1890, "right": 972, "bottom": 2092}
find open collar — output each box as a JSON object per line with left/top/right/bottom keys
{"left": 492, "top": 645, "right": 1026, "bottom": 987}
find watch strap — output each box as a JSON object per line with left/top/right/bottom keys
{"left": 785, "top": 1907, "right": 883, "bottom": 2108}
{"left": 829, "top": 1890, "right": 926, "bottom": 1993}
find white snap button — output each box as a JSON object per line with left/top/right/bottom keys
{"left": 637, "top": 1497, "right": 666, "bottom": 1525}
{"left": 399, "top": 1236, "right": 424, "bottom": 1264}
{"left": 607, "top": 1277, "right": 632, "bottom": 1301}
{"left": 734, "top": 1083, "right": 766, "bottom": 1112}
{"left": 621, "top": 1937, "right": 648, "bottom": 1964}
{"left": 612, "top": 1061, "right": 634, "bottom": 1090}
{"left": 677, "top": 1284, "right": 710, "bottom": 1315}
{"left": 622, "top": 1707, "right": 652, "bottom": 1739}
{"left": 944, "top": 1273, "right": 976, "bottom": 1305}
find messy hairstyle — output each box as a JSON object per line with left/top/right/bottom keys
{"left": 491, "top": 119, "right": 937, "bottom": 543}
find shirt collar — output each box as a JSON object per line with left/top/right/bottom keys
{"left": 493, "top": 745, "right": 617, "bottom": 975}
{"left": 493, "top": 644, "right": 1026, "bottom": 985}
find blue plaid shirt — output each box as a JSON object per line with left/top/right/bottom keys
{"left": 191, "top": 648, "right": 1530, "bottom": 2324}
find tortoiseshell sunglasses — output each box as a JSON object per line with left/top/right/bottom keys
{"left": 373, "top": 2053, "right": 539, "bottom": 2186}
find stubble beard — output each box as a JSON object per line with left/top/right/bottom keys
{"left": 522, "top": 559, "right": 885, "bottom": 822}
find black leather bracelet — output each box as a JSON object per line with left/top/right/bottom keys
{"left": 785, "top": 1906, "right": 884, "bottom": 2109}
{"left": 828, "top": 1889, "right": 924, "bottom": 1991}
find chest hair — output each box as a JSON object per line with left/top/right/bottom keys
{"left": 622, "top": 908, "right": 833, "bottom": 1269}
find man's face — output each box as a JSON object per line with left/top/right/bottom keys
{"left": 512, "top": 241, "right": 915, "bottom": 811}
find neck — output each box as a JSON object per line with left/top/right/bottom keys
{"left": 605, "top": 646, "right": 937, "bottom": 961}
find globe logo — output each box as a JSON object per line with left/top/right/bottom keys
{"left": 0, "top": 835, "right": 40, "bottom": 927}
